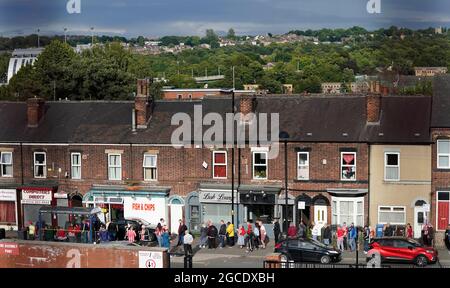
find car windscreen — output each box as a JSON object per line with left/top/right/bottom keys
{"left": 310, "top": 239, "right": 328, "bottom": 249}
{"left": 406, "top": 238, "right": 422, "bottom": 247}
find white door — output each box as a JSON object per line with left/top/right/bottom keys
{"left": 314, "top": 205, "right": 327, "bottom": 226}
{"left": 170, "top": 205, "right": 184, "bottom": 234}
{"left": 414, "top": 207, "right": 427, "bottom": 238}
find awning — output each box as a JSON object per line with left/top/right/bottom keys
{"left": 327, "top": 188, "right": 368, "bottom": 197}
{"left": 83, "top": 185, "right": 171, "bottom": 203}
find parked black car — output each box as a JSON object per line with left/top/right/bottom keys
{"left": 274, "top": 238, "right": 342, "bottom": 264}
{"left": 109, "top": 218, "right": 157, "bottom": 242}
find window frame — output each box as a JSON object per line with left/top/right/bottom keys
{"left": 108, "top": 153, "right": 122, "bottom": 181}
{"left": 377, "top": 206, "right": 406, "bottom": 225}
{"left": 33, "top": 152, "right": 47, "bottom": 178}
{"left": 437, "top": 140, "right": 450, "bottom": 169}
{"left": 212, "top": 151, "right": 227, "bottom": 179}
{"left": 340, "top": 152, "right": 356, "bottom": 181}
{"left": 252, "top": 151, "right": 268, "bottom": 180}
{"left": 71, "top": 152, "right": 82, "bottom": 180}
{"left": 331, "top": 196, "right": 364, "bottom": 227}
{"left": 297, "top": 152, "right": 309, "bottom": 180}
{"left": 384, "top": 152, "right": 400, "bottom": 181}
{"left": 143, "top": 154, "right": 158, "bottom": 181}
{"left": 0, "top": 151, "right": 13, "bottom": 177}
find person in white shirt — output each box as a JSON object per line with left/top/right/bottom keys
{"left": 183, "top": 230, "right": 194, "bottom": 256}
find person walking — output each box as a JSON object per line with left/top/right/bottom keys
{"left": 177, "top": 219, "right": 188, "bottom": 247}
{"left": 237, "top": 224, "right": 246, "bottom": 248}
{"left": 336, "top": 225, "right": 345, "bottom": 251}
{"left": 406, "top": 223, "right": 413, "bottom": 238}
{"left": 199, "top": 222, "right": 208, "bottom": 248}
{"left": 183, "top": 230, "right": 194, "bottom": 256}
{"left": 259, "top": 220, "right": 267, "bottom": 249}
{"left": 322, "top": 224, "right": 332, "bottom": 246}
{"left": 226, "top": 222, "right": 235, "bottom": 247}
{"left": 348, "top": 223, "right": 357, "bottom": 252}
{"left": 218, "top": 220, "right": 227, "bottom": 248}
{"left": 273, "top": 219, "right": 281, "bottom": 243}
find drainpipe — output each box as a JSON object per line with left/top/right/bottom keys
{"left": 129, "top": 143, "right": 133, "bottom": 181}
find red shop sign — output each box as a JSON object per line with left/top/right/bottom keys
{"left": 0, "top": 242, "right": 19, "bottom": 255}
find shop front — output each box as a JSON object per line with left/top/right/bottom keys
{"left": 0, "top": 188, "right": 18, "bottom": 230}
{"left": 198, "top": 183, "right": 239, "bottom": 227}
{"left": 328, "top": 188, "right": 368, "bottom": 228}
{"left": 20, "top": 184, "right": 58, "bottom": 228}
{"left": 83, "top": 185, "right": 170, "bottom": 226}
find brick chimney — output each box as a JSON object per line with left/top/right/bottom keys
{"left": 366, "top": 94, "right": 381, "bottom": 123}
{"left": 239, "top": 95, "right": 257, "bottom": 122}
{"left": 135, "top": 79, "right": 152, "bottom": 129}
{"left": 27, "top": 97, "right": 45, "bottom": 127}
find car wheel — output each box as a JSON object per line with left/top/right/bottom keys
{"left": 320, "top": 255, "right": 331, "bottom": 264}
{"left": 415, "top": 255, "right": 427, "bottom": 267}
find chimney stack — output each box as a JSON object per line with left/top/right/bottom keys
{"left": 27, "top": 97, "right": 45, "bottom": 127}
{"left": 239, "top": 94, "right": 256, "bottom": 122}
{"left": 135, "top": 79, "right": 152, "bottom": 129}
{"left": 366, "top": 94, "right": 381, "bottom": 123}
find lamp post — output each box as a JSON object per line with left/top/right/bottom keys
{"left": 279, "top": 131, "right": 290, "bottom": 233}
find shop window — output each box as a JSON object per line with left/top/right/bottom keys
{"left": 297, "top": 152, "right": 309, "bottom": 180}
{"left": 384, "top": 152, "right": 400, "bottom": 181}
{"left": 71, "top": 153, "right": 81, "bottom": 179}
{"left": 143, "top": 154, "right": 157, "bottom": 181}
{"left": 213, "top": 151, "right": 227, "bottom": 179}
{"left": 331, "top": 197, "right": 364, "bottom": 227}
{"left": 341, "top": 152, "right": 356, "bottom": 181}
{"left": 108, "top": 154, "right": 122, "bottom": 180}
{"left": 378, "top": 206, "right": 406, "bottom": 225}
{"left": 33, "top": 152, "right": 46, "bottom": 178}
{"left": 253, "top": 151, "right": 268, "bottom": 179}
{"left": 0, "top": 201, "right": 16, "bottom": 224}
{"left": 0, "top": 152, "right": 13, "bottom": 177}
{"left": 437, "top": 140, "right": 450, "bottom": 169}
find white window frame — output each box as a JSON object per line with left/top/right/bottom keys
{"left": 212, "top": 151, "right": 227, "bottom": 179}
{"left": 377, "top": 206, "right": 406, "bottom": 225}
{"left": 71, "top": 152, "right": 82, "bottom": 180}
{"left": 33, "top": 152, "right": 47, "bottom": 178}
{"left": 297, "top": 152, "right": 309, "bottom": 180}
{"left": 437, "top": 140, "right": 450, "bottom": 169}
{"left": 384, "top": 152, "right": 400, "bottom": 181}
{"left": 143, "top": 154, "right": 158, "bottom": 181}
{"left": 252, "top": 151, "right": 268, "bottom": 180}
{"left": 340, "top": 152, "right": 356, "bottom": 181}
{"left": 108, "top": 153, "right": 122, "bottom": 181}
{"left": 331, "top": 196, "right": 364, "bottom": 227}
{"left": 0, "top": 152, "right": 13, "bottom": 177}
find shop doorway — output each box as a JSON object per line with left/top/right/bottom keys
{"left": 169, "top": 197, "right": 184, "bottom": 233}
{"left": 296, "top": 194, "right": 312, "bottom": 225}
{"left": 414, "top": 200, "right": 428, "bottom": 238}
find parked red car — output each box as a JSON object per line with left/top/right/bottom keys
{"left": 367, "top": 237, "right": 438, "bottom": 267}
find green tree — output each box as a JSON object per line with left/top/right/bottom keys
{"left": 227, "top": 28, "right": 236, "bottom": 40}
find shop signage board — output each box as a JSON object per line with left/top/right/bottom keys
{"left": 123, "top": 196, "right": 166, "bottom": 225}
{"left": 0, "top": 189, "right": 16, "bottom": 201}
{"left": 298, "top": 201, "right": 306, "bottom": 210}
{"left": 21, "top": 189, "right": 52, "bottom": 205}
{"left": 138, "top": 251, "right": 163, "bottom": 268}
{"left": 0, "top": 242, "right": 19, "bottom": 255}
{"left": 199, "top": 191, "right": 238, "bottom": 204}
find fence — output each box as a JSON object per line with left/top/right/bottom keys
{"left": 263, "top": 260, "right": 449, "bottom": 269}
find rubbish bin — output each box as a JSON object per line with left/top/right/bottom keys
{"left": 18, "top": 229, "right": 27, "bottom": 240}
{"left": 0, "top": 228, "right": 5, "bottom": 240}
{"left": 376, "top": 224, "right": 384, "bottom": 238}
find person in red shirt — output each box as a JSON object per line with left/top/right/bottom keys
{"left": 56, "top": 226, "right": 67, "bottom": 241}
{"left": 406, "top": 223, "right": 413, "bottom": 238}
{"left": 336, "top": 225, "right": 345, "bottom": 251}
{"left": 287, "top": 223, "right": 297, "bottom": 238}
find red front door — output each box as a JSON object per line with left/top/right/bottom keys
{"left": 438, "top": 201, "right": 449, "bottom": 230}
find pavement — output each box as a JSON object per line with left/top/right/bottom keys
{"left": 169, "top": 238, "right": 450, "bottom": 268}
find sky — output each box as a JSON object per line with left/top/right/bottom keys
{"left": 0, "top": 0, "right": 450, "bottom": 37}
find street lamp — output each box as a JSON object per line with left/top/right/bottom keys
{"left": 279, "top": 131, "right": 290, "bottom": 233}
